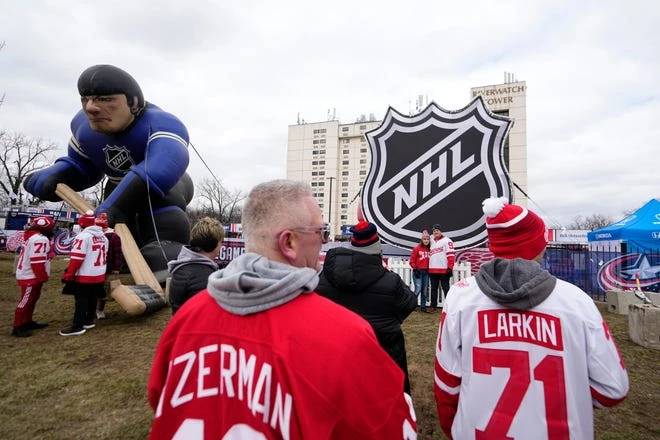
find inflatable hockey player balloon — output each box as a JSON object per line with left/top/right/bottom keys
{"left": 23, "top": 65, "right": 194, "bottom": 283}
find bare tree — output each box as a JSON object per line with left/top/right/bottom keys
{"left": 567, "top": 213, "right": 613, "bottom": 230}
{"left": 195, "top": 177, "right": 245, "bottom": 223}
{"left": 0, "top": 130, "right": 60, "bottom": 206}
{"left": 82, "top": 177, "right": 107, "bottom": 207}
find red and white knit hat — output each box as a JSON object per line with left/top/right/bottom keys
{"left": 95, "top": 213, "right": 109, "bottom": 229}
{"left": 78, "top": 210, "right": 96, "bottom": 228}
{"left": 29, "top": 216, "right": 55, "bottom": 232}
{"left": 482, "top": 197, "right": 547, "bottom": 260}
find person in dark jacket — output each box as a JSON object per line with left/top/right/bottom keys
{"left": 316, "top": 220, "right": 417, "bottom": 394}
{"left": 167, "top": 217, "right": 224, "bottom": 314}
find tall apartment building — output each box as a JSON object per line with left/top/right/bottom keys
{"left": 286, "top": 77, "right": 527, "bottom": 238}
{"left": 287, "top": 117, "right": 380, "bottom": 238}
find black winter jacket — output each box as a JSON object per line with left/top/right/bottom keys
{"left": 167, "top": 246, "right": 219, "bottom": 315}
{"left": 316, "top": 247, "right": 417, "bottom": 392}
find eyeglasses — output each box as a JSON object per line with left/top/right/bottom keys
{"left": 289, "top": 223, "right": 331, "bottom": 243}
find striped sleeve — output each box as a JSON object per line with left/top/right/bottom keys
{"left": 434, "top": 310, "right": 462, "bottom": 439}
{"left": 587, "top": 317, "right": 629, "bottom": 408}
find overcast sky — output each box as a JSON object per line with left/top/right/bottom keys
{"left": 1, "top": 0, "right": 658, "bottom": 227}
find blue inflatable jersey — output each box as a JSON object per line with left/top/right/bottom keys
{"left": 67, "top": 103, "right": 188, "bottom": 191}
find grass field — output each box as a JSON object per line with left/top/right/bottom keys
{"left": 1, "top": 253, "right": 659, "bottom": 439}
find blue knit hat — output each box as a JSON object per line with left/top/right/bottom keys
{"left": 350, "top": 221, "right": 382, "bottom": 255}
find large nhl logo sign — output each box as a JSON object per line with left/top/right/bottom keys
{"left": 362, "top": 96, "right": 512, "bottom": 249}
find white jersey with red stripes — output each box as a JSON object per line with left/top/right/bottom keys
{"left": 16, "top": 233, "right": 51, "bottom": 282}
{"left": 429, "top": 235, "right": 454, "bottom": 272}
{"left": 69, "top": 226, "right": 108, "bottom": 283}
{"left": 434, "top": 276, "right": 629, "bottom": 440}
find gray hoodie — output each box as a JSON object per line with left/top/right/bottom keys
{"left": 475, "top": 257, "right": 557, "bottom": 310}
{"left": 167, "top": 245, "right": 218, "bottom": 274}
{"left": 207, "top": 252, "right": 319, "bottom": 316}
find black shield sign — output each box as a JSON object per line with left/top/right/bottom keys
{"left": 103, "top": 145, "right": 134, "bottom": 173}
{"left": 362, "top": 96, "right": 512, "bottom": 250}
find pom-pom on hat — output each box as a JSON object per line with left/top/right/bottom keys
{"left": 95, "top": 213, "right": 109, "bottom": 229}
{"left": 350, "top": 221, "right": 382, "bottom": 255}
{"left": 421, "top": 230, "right": 430, "bottom": 239}
{"left": 78, "top": 210, "right": 96, "bottom": 228}
{"left": 482, "top": 197, "right": 548, "bottom": 260}
{"left": 30, "top": 216, "right": 55, "bottom": 232}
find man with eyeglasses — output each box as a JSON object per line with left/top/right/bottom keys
{"left": 148, "top": 179, "right": 417, "bottom": 439}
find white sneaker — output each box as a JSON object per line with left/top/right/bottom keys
{"left": 96, "top": 310, "right": 106, "bottom": 320}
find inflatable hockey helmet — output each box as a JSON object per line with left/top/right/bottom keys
{"left": 77, "top": 64, "right": 145, "bottom": 111}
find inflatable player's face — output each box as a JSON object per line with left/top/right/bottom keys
{"left": 80, "top": 94, "right": 135, "bottom": 134}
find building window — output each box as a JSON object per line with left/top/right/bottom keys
{"left": 312, "top": 172, "right": 318, "bottom": 176}
{"left": 360, "top": 159, "right": 367, "bottom": 164}
{"left": 342, "top": 160, "right": 349, "bottom": 165}
{"left": 341, "top": 193, "right": 348, "bottom": 197}
{"left": 343, "top": 150, "right": 349, "bottom": 154}
{"left": 313, "top": 128, "right": 327, "bottom": 134}
{"left": 319, "top": 150, "right": 326, "bottom": 154}
{"left": 342, "top": 171, "right": 349, "bottom": 176}
{"left": 360, "top": 148, "right": 367, "bottom": 153}
{"left": 341, "top": 215, "right": 347, "bottom": 220}
{"left": 312, "top": 161, "right": 318, "bottom": 165}
{"left": 359, "top": 171, "right": 366, "bottom": 175}
{"left": 311, "top": 182, "right": 317, "bottom": 187}
{"left": 343, "top": 139, "right": 349, "bottom": 144}
{"left": 359, "top": 125, "right": 367, "bottom": 130}
{"left": 342, "top": 182, "right": 349, "bottom": 187}
{"left": 318, "top": 171, "right": 325, "bottom": 176}
{"left": 312, "top": 151, "right": 318, "bottom": 155}
{"left": 313, "top": 140, "right": 319, "bottom": 144}
{"left": 318, "top": 182, "right": 325, "bottom": 186}
{"left": 319, "top": 160, "right": 325, "bottom": 165}
{"left": 320, "top": 139, "right": 326, "bottom": 144}
{"left": 319, "top": 203, "right": 324, "bottom": 208}
{"left": 341, "top": 204, "right": 348, "bottom": 209}
{"left": 342, "top": 127, "right": 349, "bottom": 132}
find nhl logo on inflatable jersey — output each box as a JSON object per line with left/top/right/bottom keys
{"left": 103, "top": 145, "right": 134, "bottom": 173}
{"left": 362, "top": 96, "right": 512, "bottom": 250}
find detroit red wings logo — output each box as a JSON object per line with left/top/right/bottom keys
{"left": 6, "top": 231, "right": 26, "bottom": 252}
{"left": 456, "top": 248, "right": 495, "bottom": 275}
{"left": 362, "top": 97, "right": 512, "bottom": 250}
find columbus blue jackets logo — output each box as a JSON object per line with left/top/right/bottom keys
{"left": 362, "top": 97, "right": 512, "bottom": 249}
{"left": 103, "top": 145, "right": 134, "bottom": 173}
{"left": 598, "top": 253, "right": 660, "bottom": 293}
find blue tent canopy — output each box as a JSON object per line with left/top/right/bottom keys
{"left": 587, "top": 199, "right": 660, "bottom": 250}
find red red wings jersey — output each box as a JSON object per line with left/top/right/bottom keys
{"left": 16, "top": 233, "right": 51, "bottom": 283}
{"left": 434, "top": 277, "right": 629, "bottom": 440}
{"left": 149, "top": 291, "right": 417, "bottom": 440}
{"left": 409, "top": 244, "right": 429, "bottom": 270}
{"left": 69, "top": 228, "right": 108, "bottom": 283}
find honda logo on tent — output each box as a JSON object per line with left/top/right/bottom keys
{"left": 361, "top": 96, "right": 512, "bottom": 249}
